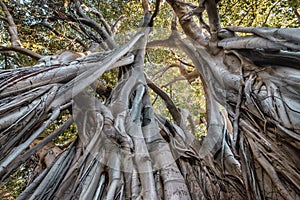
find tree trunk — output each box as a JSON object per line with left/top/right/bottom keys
{"left": 0, "top": 1, "right": 299, "bottom": 200}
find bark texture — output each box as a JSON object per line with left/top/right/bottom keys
{"left": 0, "top": 1, "right": 299, "bottom": 200}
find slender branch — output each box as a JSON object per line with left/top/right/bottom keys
{"left": 81, "top": 4, "right": 113, "bottom": 35}
{"left": 151, "top": 64, "right": 179, "bottom": 80}
{"left": 0, "top": 0, "right": 22, "bottom": 47}
{"left": 149, "top": 0, "right": 161, "bottom": 27}
{"left": 199, "top": 13, "right": 210, "bottom": 33}
{"left": 77, "top": 18, "right": 116, "bottom": 49}
{"left": 111, "top": 15, "right": 125, "bottom": 36}
{"left": 146, "top": 75, "right": 182, "bottom": 126}
{"left": 0, "top": 46, "right": 42, "bottom": 59}
{"left": 0, "top": 16, "right": 7, "bottom": 22}
{"left": 74, "top": 0, "right": 116, "bottom": 49}
{"left": 263, "top": 0, "right": 280, "bottom": 25}
{"left": 68, "top": 18, "right": 109, "bottom": 50}
{"left": 176, "top": 1, "right": 197, "bottom": 9}
{"left": 233, "top": 70, "right": 244, "bottom": 149}
{"left": 161, "top": 77, "right": 186, "bottom": 87}
{"left": 295, "top": 10, "right": 300, "bottom": 22}
{"left": 39, "top": 22, "right": 87, "bottom": 49}
{"left": 0, "top": 1, "right": 43, "bottom": 60}
{"left": 162, "top": 69, "right": 199, "bottom": 88}
{"left": 170, "top": 50, "right": 195, "bottom": 68}
{"left": 237, "top": 9, "right": 250, "bottom": 26}
{"left": 171, "top": 11, "right": 177, "bottom": 31}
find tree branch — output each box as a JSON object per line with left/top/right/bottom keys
{"left": 77, "top": 18, "right": 116, "bottom": 49}
{"left": 151, "top": 64, "right": 179, "bottom": 80}
{"left": 39, "top": 22, "right": 87, "bottom": 50}
{"left": 166, "top": 0, "right": 208, "bottom": 46}
{"left": 149, "top": 0, "right": 161, "bottom": 27}
{"left": 81, "top": 4, "right": 113, "bottom": 36}
{"left": 0, "top": 46, "right": 42, "bottom": 60}
{"left": 146, "top": 75, "right": 182, "bottom": 126}
{"left": 74, "top": 0, "right": 116, "bottom": 49}
{"left": 170, "top": 50, "right": 195, "bottom": 68}
{"left": 0, "top": 16, "right": 7, "bottom": 23}
{"left": 112, "top": 15, "right": 125, "bottom": 36}
{"left": 147, "top": 38, "right": 175, "bottom": 48}
{"left": 295, "top": 10, "right": 300, "bottom": 22}
{"left": 0, "top": 0, "right": 22, "bottom": 47}
{"left": 201, "top": 0, "right": 221, "bottom": 42}
{"left": 68, "top": 18, "right": 109, "bottom": 50}
{"left": 142, "top": 0, "right": 151, "bottom": 14}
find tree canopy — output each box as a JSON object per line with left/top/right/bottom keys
{"left": 0, "top": 0, "right": 300, "bottom": 199}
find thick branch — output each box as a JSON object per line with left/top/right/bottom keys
{"left": 226, "top": 27, "right": 300, "bottom": 51}
{"left": 166, "top": 0, "right": 208, "bottom": 46}
{"left": 142, "top": 0, "right": 151, "bottom": 14}
{"left": 147, "top": 38, "right": 176, "bottom": 48}
{"left": 202, "top": 0, "right": 221, "bottom": 41}
{"left": 50, "top": 32, "right": 144, "bottom": 108}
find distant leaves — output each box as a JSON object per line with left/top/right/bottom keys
{"left": 218, "top": 0, "right": 300, "bottom": 28}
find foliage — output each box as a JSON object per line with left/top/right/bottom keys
{"left": 0, "top": 161, "right": 35, "bottom": 199}
{"left": 0, "top": 0, "right": 299, "bottom": 199}
{"left": 218, "top": 0, "right": 300, "bottom": 28}
{"left": 42, "top": 110, "right": 77, "bottom": 146}
{"left": 0, "top": 110, "right": 77, "bottom": 198}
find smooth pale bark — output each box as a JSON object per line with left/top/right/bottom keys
{"left": 0, "top": 2, "right": 299, "bottom": 200}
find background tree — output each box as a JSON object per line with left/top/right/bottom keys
{"left": 0, "top": 0, "right": 299, "bottom": 199}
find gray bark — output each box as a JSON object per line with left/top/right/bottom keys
{"left": 0, "top": 1, "right": 299, "bottom": 200}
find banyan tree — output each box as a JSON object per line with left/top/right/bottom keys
{"left": 0, "top": 0, "right": 299, "bottom": 199}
